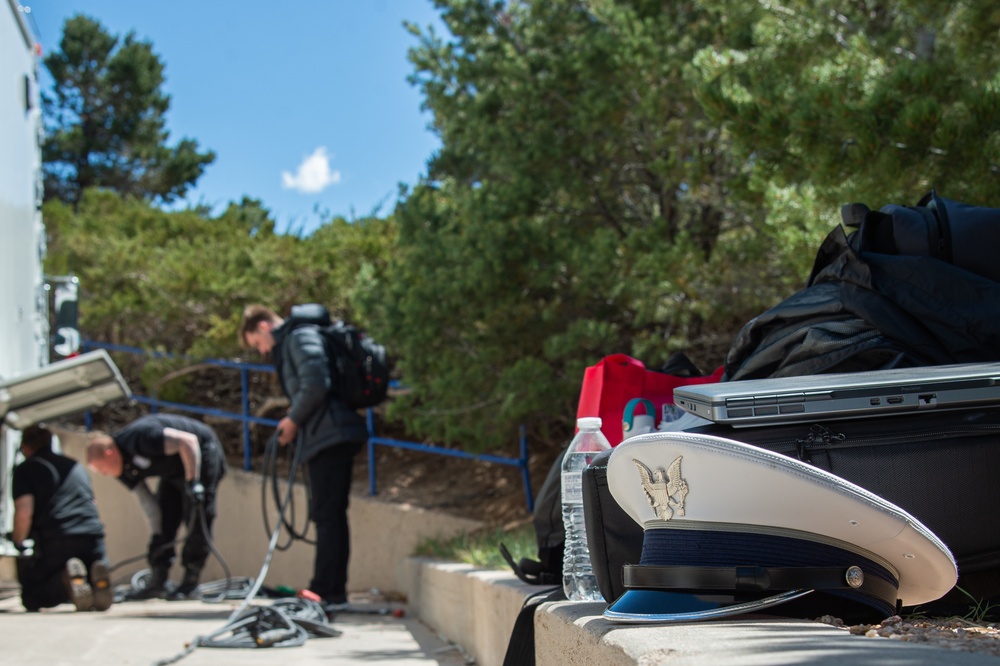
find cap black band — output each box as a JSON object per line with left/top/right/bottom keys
{"left": 623, "top": 564, "right": 899, "bottom": 611}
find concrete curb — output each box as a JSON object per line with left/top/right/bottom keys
{"left": 408, "top": 560, "right": 1000, "bottom": 666}
{"left": 405, "top": 558, "right": 539, "bottom": 665}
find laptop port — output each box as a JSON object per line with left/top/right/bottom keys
{"left": 869, "top": 398, "right": 881, "bottom": 406}
{"left": 887, "top": 396, "right": 904, "bottom": 404}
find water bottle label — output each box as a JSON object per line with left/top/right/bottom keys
{"left": 561, "top": 473, "right": 583, "bottom": 504}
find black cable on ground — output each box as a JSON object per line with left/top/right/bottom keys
{"left": 150, "top": 430, "right": 342, "bottom": 666}
{"left": 196, "top": 605, "right": 309, "bottom": 649}
{"left": 195, "top": 576, "right": 255, "bottom": 601}
{"left": 270, "top": 597, "right": 341, "bottom": 638}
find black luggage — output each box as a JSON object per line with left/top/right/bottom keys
{"left": 583, "top": 407, "right": 1000, "bottom": 615}
{"left": 582, "top": 446, "right": 634, "bottom": 603}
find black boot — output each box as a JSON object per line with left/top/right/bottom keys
{"left": 63, "top": 558, "right": 94, "bottom": 611}
{"left": 165, "top": 568, "right": 200, "bottom": 601}
{"left": 90, "top": 559, "right": 114, "bottom": 611}
{"left": 127, "top": 566, "right": 169, "bottom": 600}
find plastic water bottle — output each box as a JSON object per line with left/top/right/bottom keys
{"left": 561, "top": 416, "right": 611, "bottom": 601}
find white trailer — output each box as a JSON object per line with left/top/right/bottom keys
{"left": 0, "top": 1, "right": 130, "bottom": 558}
{"left": 0, "top": 0, "right": 46, "bottom": 376}
{"left": 0, "top": 0, "right": 47, "bottom": 556}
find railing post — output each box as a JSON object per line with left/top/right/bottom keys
{"left": 520, "top": 424, "right": 534, "bottom": 513}
{"left": 366, "top": 408, "right": 377, "bottom": 496}
{"left": 82, "top": 340, "right": 94, "bottom": 431}
{"left": 241, "top": 367, "right": 251, "bottom": 471}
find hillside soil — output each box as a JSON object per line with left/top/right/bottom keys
{"left": 351, "top": 439, "right": 545, "bottom": 528}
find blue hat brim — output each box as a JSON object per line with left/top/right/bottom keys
{"left": 604, "top": 588, "right": 813, "bottom": 623}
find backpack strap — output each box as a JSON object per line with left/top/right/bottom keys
{"left": 500, "top": 542, "right": 560, "bottom": 585}
{"left": 502, "top": 586, "right": 565, "bottom": 666}
{"left": 840, "top": 202, "right": 870, "bottom": 227}
{"left": 918, "top": 190, "right": 953, "bottom": 264}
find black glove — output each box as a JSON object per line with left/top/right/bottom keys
{"left": 187, "top": 480, "right": 206, "bottom": 504}
{"left": 4, "top": 532, "right": 26, "bottom": 553}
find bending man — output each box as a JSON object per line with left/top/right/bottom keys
{"left": 87, "top": 413, "right": 226, "bottom": 599}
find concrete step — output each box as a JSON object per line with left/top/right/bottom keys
{"left": 408, "top": 559, "right": 1000, "bottom": 666}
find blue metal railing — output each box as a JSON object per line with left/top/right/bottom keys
{"left": 366, "top": 411, "right": 534, "bottom": 512}
{"left": 81, "top": 340, "right": 534, "bottom": 511}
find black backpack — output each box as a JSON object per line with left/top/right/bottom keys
{"left": 287, "top": 304, "right": 390, "bottom": 409}
{"left": 724, "top": 191, "right": 1000, "bottom": 381}
{"left": 500, "top": 445, "right": 566, "bottom": 586}
{"left": 840, "top": 190, "right": 1000, "bottom": 283}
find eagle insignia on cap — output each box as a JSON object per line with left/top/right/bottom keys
{"left": 633, "top": 456, "right": 688, "bottom": 520}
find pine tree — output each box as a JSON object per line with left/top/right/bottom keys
{"left": 42, "top": 15, "right": 215, "bottom": 205}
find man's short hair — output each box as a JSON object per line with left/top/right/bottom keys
{"left": 85, "top": 435, "right": 115, "bottom": 464}
{"left": 238, "top": 304, "right": 279, "bottom": 347}
{"left": 20, "top": 425, "right": 52, "bottom": 455}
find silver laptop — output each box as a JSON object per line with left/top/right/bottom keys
{"left": 673, "top": 362, "right": 1000, "bottom": 427}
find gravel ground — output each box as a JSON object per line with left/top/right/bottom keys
{"left": 818, "top": 615, "right": 1000, "bottom": 658}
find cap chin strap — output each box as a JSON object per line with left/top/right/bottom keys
{"left": 603, "top": 563, "right": 899, "bottom": 624}
{"left": 624, "top": 564, "right": 898, "bottom": 605}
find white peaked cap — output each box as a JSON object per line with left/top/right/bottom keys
{"left": 603, "top": 432, "right": 957, "bottom": 623}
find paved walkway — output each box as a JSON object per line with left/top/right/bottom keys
{"left": 0, "top": 593, "right": 468, "bottom": 666}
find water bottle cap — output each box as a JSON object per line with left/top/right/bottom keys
{"left": 577, "top": 416, "right": 602, "bottom": 430}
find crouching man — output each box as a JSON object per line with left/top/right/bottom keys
{"left": 86, "top": 413, "right": 226, "bottom": 600}
{"left": 11, "top": 425, "right": 112, "bottom": 612}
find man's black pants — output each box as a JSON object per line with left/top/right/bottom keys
{"left": 148, "top": 452, "right": 226, "bottom": 575}
{"left": 306, "top": 441, "right": 363, "bottom": 603}
{"left": 17, "top": 534, "right": 106, "bottom": 611}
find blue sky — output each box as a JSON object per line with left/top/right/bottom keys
{"left": 25, "top": 1, "right": 446, "bottom": 234}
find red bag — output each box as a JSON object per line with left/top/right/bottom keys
{"left": 575, "top": 353, "right": 724, "bottom": 446}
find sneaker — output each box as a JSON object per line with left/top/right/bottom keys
{"left": 90, "top": 560, "right": 113, "bottom": 611}
{"left": 63, "top": 558, "right": 94, "bottom": 612}
{"left": 322, "top": 594, "right": 350, "bottom": 614}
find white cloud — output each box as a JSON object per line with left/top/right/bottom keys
{"left": 281, "top": 147, "right": 342, "bottom": 193}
